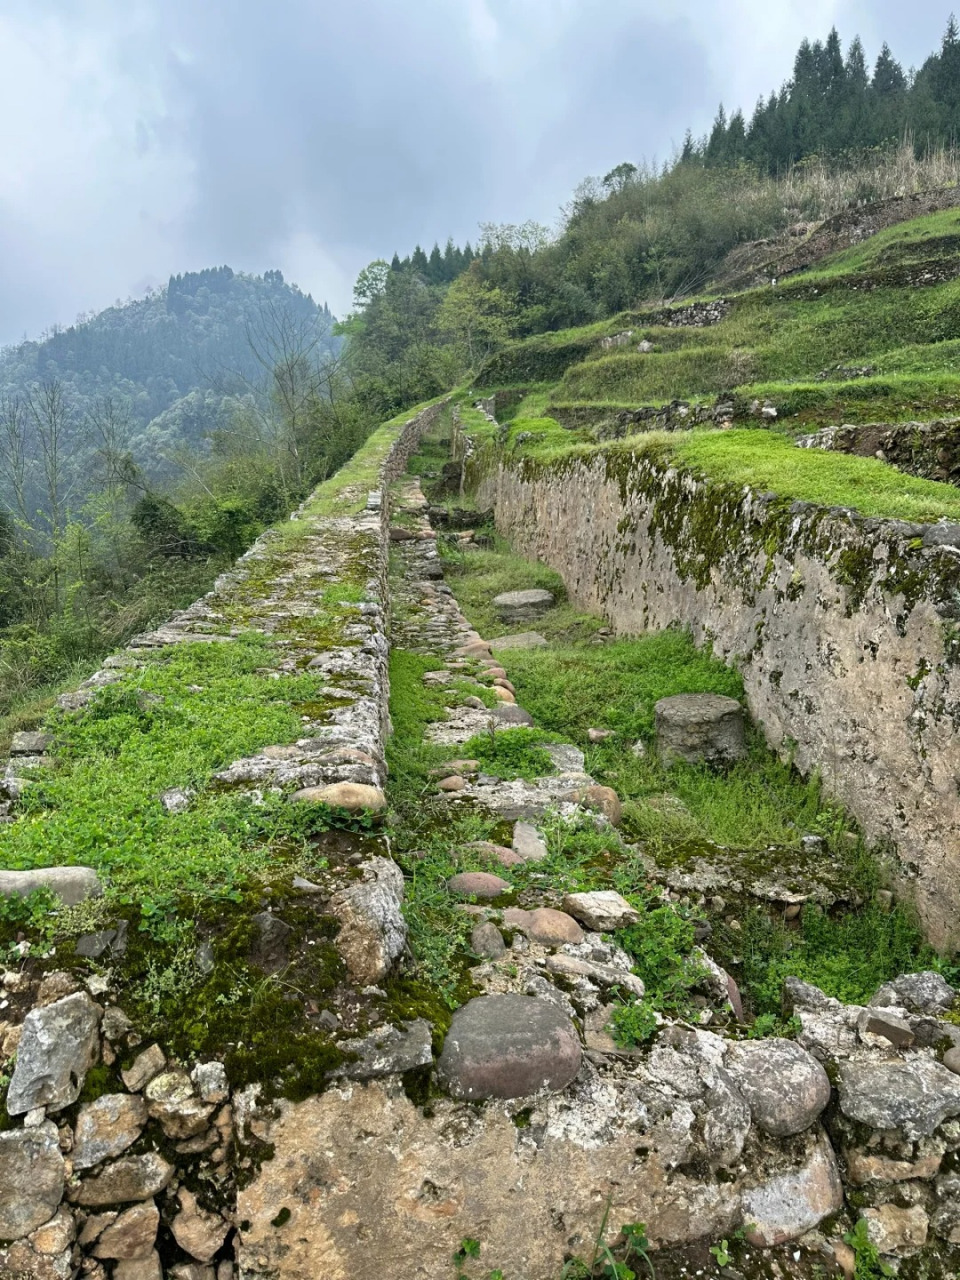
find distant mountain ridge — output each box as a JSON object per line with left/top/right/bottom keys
{"left": 0, "top": 265, "right": 339, "bottom": 480}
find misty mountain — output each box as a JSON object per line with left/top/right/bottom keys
{"left": 0, "top": 266, "right": 340, "bottom": 483}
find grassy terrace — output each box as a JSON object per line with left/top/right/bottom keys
{"left": 394, "top": 410, "right": 953, "bottom": 1040}
{"left": 475, "top": 208, "right": 960, "bottom": 430}
{"left": 470, "top": 408, "right": 960, "bottom": 523}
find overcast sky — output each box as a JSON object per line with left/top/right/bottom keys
{"left": 0, "top": 0, "right": 953, "bottom": 344}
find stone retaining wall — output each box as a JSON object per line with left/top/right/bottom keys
{"left": 467, "top": 436, "right": 960, "bottom": 951}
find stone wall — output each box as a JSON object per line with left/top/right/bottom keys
{"left": 0, "top": 400, "right": 444, "bottom": 1280}
{"left": 467, "top": 438, "right": 960, "bottom": 950}
{"left": 799, "top": 419, "right": 960, "bottom": 487}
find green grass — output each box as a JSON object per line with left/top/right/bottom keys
{"left": 0, "top": 638, "right": 348, "bottom": 922}
{"left": 717, "top": 900, "right": 952, "bottom": 1020}
{"left": 439, "top": 537, "right": 603, "bottom": 643}
{"left": 495, "top": 630, "right": 850, "bottom": 853}
{"left": 459, "top": 726, "right": 562, "bottom": 781}
{"left": 674, "top": 428, "right": 960, "bottom": 521}
{"left": 467, "top": 214, "right": 960, "bottom": 434}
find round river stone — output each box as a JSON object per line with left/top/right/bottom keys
{"left": 438, "top": 994, "right": 582, "bottom": 1100}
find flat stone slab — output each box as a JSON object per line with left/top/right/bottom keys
{"left": 437, "top": 994, "right": 582, "bottom": 1100}
{"left": 490, "top": 704, "right": 535, "bottom": 727}
{"left": 489, "top": 633, "right": 548, "bottom": 650}
{"left": 338, "top": 1019, "right": 433, "bottom": 1079}
{"left": 0, "top": 1123, "right": 65, "bottom": 1239}
{"left": 562, "top": 891, "right": 640, "bottom": 932}
{"left": 8, "top": 991, "right": 101, "bottom": 1115}
{"left": 10, "top": 731, "right": 52, "bottom": 756}
{"left": 493, "top": 590, "right": 555, "bottom": 623}
{"left": 838, "top": 1058, "right": 960, "bottom": 1139}
{"left": 512, "top": 822, "right": 548, "bottom": 862}
{"left": 0, "top": 866, "right": 102, "bottom": 907}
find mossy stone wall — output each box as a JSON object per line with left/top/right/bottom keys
{"left": 474, "top": 445, "right": 960, "bottom": 950}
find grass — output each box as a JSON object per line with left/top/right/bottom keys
{"left": 439, "top": 536, "right": 603, "bottom": 643}
{"left": 0, "top": 638, "right": 347, "bottom": 923}
{"left": 674, "top": 428, "right": 960, "bottom": 521}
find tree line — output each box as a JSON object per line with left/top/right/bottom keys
{"left": 690, "top": 19, "right": 960, "bottom": 173}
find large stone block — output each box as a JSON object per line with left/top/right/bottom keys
{"left": 654, "top": 694, "right": 746, "bottom": 766}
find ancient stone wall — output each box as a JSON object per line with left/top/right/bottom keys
{"left": 468, "top": 440, "right": 960, "bottom": 950}
{"left": 799, "top": 419, "right": 960, "bottom": 487}
{"left": 0, "top": 400, "right": 444, "bottom": 1280}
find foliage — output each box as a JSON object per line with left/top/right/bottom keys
{"left": 460, "top": 727, "right": 561, "bottom": 781}
{"left": 717, "top": 901, "right": 939, "bottom": 1021}
{"left": 844, "top": 1218, "right": 894, "bottom": 1279}
{"left": 0, "top": 637, "right": 345, "bottom": 924}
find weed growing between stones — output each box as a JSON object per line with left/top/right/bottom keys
{"left": 714, "top": 900, "right": 958, "bottom": 1022}
{"left": 460, "top": 726, "right": 564, "bottom": 781}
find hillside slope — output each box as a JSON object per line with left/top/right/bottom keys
{"left": 475, "top": 205, "right": 960, "bottom": 437}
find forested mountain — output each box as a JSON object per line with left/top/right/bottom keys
{"left": 0, "top": 266, "right": 339, "bottom": 481}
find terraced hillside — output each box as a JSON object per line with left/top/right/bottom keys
{"left": 475, "top": 206, "right": 960, "bottom": 435}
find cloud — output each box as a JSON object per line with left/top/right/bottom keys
{"left": 0, "top": 0, "right": 954, "bottom": 344}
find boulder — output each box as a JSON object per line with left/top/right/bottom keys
{"left": 73, "top": 1093, "right": 147, "bottom": 1169}
{"left": 75, "top": 1152, "right": 175, "bottom": 1206}
{"left": 503, "top": 907, "right": 583, "bottom": 947}
{"left": 0, "top": 1123, "right": 65, "bottom": 1239}
{"left": 654, "top": 694, "right": 747, "bottom": 766}
{"left": 329, "top": 857, "right": 407, "bottom": 984}
{"left": 567, "top": 785, "right": 622, "bottom": 825}
{"left": 290, "top": 782, "right": 387, "bottom": 813}
{"left": 839, "top": 1057, "right": 960, "bottom": 1139}
{"left": 0, "top": 866, "right": 102, "bottom": 907}
{"left": 562, "top": 891, "right": 639, "bottom": 932}
{"left": 492, "top": 589, "right": 555, "bottom": 624}
{"left": 448, "top": 872, "right": 511, "bottom": 899}
{"left": 7, "top": 991, "right": 101, "bottom": 1115}
{"left": 725, "top": 1039, "right": 831, "bottom": 1136}
{"left": 871, "top": 971, "right": 956, "bottom": 1016}
{"left": 437, "top": 994, "right": 582, "bottom": 1100}
{"left": 742, "top": 1131, "right": 844, "bottom": 1246}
